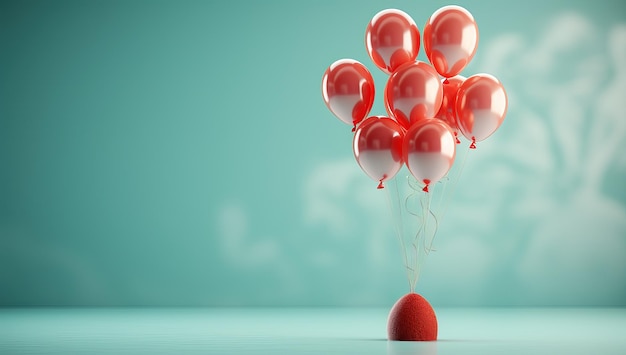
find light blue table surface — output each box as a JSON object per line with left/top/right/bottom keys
{"left": 1, "top": 307, "right": 625, "bottom": 354}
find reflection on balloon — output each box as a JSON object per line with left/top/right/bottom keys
{"left": 423, "top": 5, "right": 479, "bottom": 78}
{"left": 353, "top": 116, "right": 405, "bottom": 189}
{"left": 403, "top": 119, "right": 456, "bottom": 192}
{"left": 322, "top": 59, "right": 376, "bottom": 130}
{"left": 365, "top": 9, "right": 420, "bottom": 75}
{"left": 455, "top": 73, "right": 508, "bottom": 148}
{"left": 384, "top": 62, "right": 443, "bottom": 130}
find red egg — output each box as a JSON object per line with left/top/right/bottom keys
{"left": 387, "top": 293, "right": 438, "bottom": 341}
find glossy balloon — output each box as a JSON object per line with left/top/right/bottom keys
{"left": 423, "top": 6, "right": 479, "bottom": 78}
{"left": 322, "top": 59, "right": 375, "bottom": 130}
{"left": 384, "top": 61, "right": 443, "bottom": 130}
{"left": 353, "top": 116, "right": 405, "bottom": 189}
{"left": 403, "top": 119, "right": 456, "bottom": 192}
{"left": 455, "top": 74, "right": 507, "bottom": 147}
{"left": 365, "top": 9, "right": 420, "bottom": 75}
{"left": 435, "top": 75, "right": 465, "bottom": 143}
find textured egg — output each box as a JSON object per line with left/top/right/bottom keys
{"left": 387, "top": 293, "right": 438, "bottom": 341}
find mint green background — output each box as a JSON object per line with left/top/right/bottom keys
{"left": 1, "top": 0, "right": 625, "bottom": 307}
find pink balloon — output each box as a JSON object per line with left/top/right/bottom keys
{"left": 455, "top": 73, "right": 508, "bottom": 148}
{"left": 403, "top": 119, "right": 456, "bottom": 192}
{"left": 353, "top": 116, "right": 405, "bottom": 189}
{"left": 322, "top": 59, "right": 375, "bottom": 131}
{"left": 384, "top": 61, "right": 443, "bottom": 130}
{"left": 365, "top": 9, "right": 420, "bottom": 75}
{"left": 423, "top": 6, "right": 479, "bottom": 78}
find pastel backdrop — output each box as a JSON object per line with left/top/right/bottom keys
{"left": 1, "top": 0, "right": 625, "bottom": 307}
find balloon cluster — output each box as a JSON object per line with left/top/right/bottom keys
{"left": 322, "top": 6, "right": 508, "bottom": 192}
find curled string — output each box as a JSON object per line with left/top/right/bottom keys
{"left": 394, "top": 177, "right": 415, "bottom": 291}
{"left": 384, "top": 150, "right": 469, "bottom": 292}
{"left": 416, "top": 180, "right": 433, "bottom": 289}
{"left": 404, "top": 175, "right": 443, "bottom": 290}
{"left": 420, "top": 192, "right": 438, "bottom": 255}
{"left": 384, "top": 177, "right": 413, "bottom": 292}
{"left": 405, "top": 176, "right": 440, "bottom": 291}
{"left": 421, "top": 190, "right": 429, "bottom": 272}
{"left": 404, "top": 176, "right": 422, "bottom": 291}
{"left": 434, "top": 175, "right": 450, "bottom": 217}
{"left": 438, "top": 144, "right": 472, "bottom": 225}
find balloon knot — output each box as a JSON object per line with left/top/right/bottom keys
{"left": 454, "top": 131, "right": 461, "bottom": 144}
{"left": 422, "top": 179, "right": 431, "bottom": 193}
{"left": 470, "top": 137, "right": 477, "bottom": 149}
{"left": 443, "top": 78, "right": 449, "bottom": 85}
{"left": 377, "top": 180, "right": 385, "bottom": 189}
{"left": 352, "top": 117, "right": 364, "bottom": 132}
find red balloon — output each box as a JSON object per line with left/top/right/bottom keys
{"left": 423, "top": 6, "right": 479, "bottom": 78}
{"left": 435, "top": 75, "right": 465, "bottom": 143}
{"left": 455, "top": 74, "right": 508, "bottom": 148}
{"left": 322, "top": 59, "right": 375, "bottom": 130}
{"left": 365, "top": 9, "right": 420, "bottom": 75}
{"left": 403, "top": 119, "right": 456, "bottom": 192}
{"left": 384, "top": 61, "right": 443, "bottom": 130}
{"left": 353, "top": 116, "right": 405, "bottom": 189}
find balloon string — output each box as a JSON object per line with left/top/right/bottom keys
{"left": 404, "top": 176, "right": 424, "bottom": 292}
{"left": 409, "top": 179, "right": 422, "bottom": 292}
{"left": 411, "top": 191, "right": 430, "bottom": 291}
{"left": 427, "top": 210, "right": 439, "bottom": 253}
{"left": 385, "top": 177, "right": 412, "bottom": 292}
{"left": 439, "top": 144, "right": 471, "bottom": 225}
{"left": 421, "top": 190, "right": 431, "bottom": 261}
{"left": 394, "top": 177, "right": 415, "bottom": 290}
{"left": 401, "top": 176, "right": 441, "bottom": 291}
{"left": 421, "top": 193, "right": 438, "bottom": 254}
{"left": 411, "top": 242, "right": 418, "bottom": 291}
{"left": 435, "top": 175, "right": 450, "bottom": 217}
{"left": 404, "top": 177, "right": 421, "bottom": 292}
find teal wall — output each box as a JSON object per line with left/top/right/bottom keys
{"left": 1, "top": 0, "right": 625, "bottom": 306}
